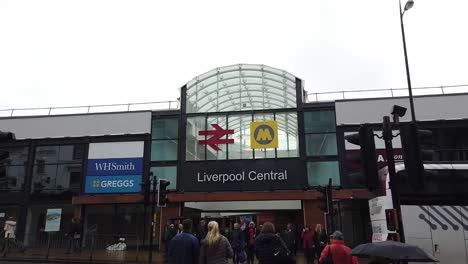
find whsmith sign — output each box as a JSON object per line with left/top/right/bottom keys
{"left": 180, "top": 159, "right": 306, "bottom": 192}
{"left": 84, "top": 141, "right": 144, "bottom": 194}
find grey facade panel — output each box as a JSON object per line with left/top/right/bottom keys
{"left": 0, "top": 111, "right": 152, "bottom": 139}
{"left": 335, "top": 94, "right": 468, "bottom": 125}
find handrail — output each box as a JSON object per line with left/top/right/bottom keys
{"left": 306, "top": 84, "right": 468, "bottom": 103}
{"left": 1, "top": 84, "right": 468, "bottom": 117}
{"left": 0, "top": 100, "right": 180, "bottom": 117}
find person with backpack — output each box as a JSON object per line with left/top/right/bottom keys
{"left": 255, "top": 222, "right": 295, "bottom": 264}
{"left": 281, "top": 223, "right": 296, "bottom": 256}
{"left": 199, "top": 221, "right": 233, "bottom": 264}
{"left": 319, "top": 231, "right": 359, "bottom": 264}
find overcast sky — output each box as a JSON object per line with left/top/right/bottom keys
{"left": 1, "top": 0, "right": 467, "bottom": 110}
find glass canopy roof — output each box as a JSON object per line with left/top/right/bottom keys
{"left": 185, "top": 64, "right": 299, "bottom": 113}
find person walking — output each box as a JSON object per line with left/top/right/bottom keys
{"left": 230, "top": 223, "right": 245, "bottom": 264}
{"left": 65, "top": 217, "right": 82, "bottom": 254}
{"left": 314, "top": 224, "right": 327, "bottom": 258}
{"left": 255, "top": 221, "right": 294, "bottom": 264}
{"left": 243, "top": 221, "right": 256, "bottom": 264}
{"left": 197, "top": 220, "right": 208, "bottom": 241}
{"left": 199, "top": 221, "right": 233, "bottom": 264}
{"left": 169, "top": 219, "right": 200, "bottom": 264}
{"left": 301, "top": 226, "right": 315, "bottom": 264}
{"left": 319, "top": 231, "right": 359, "bottom": 264}
{"left": 164, "top": 223, "right": 177, "bottom": 263}
{"left": 3, "top": 217, "right": 17, "bottom": 253}
{"left": 281, "top": 223, "right": 296, "bottom": 256}
{"left": 176, "top": 223, "right": 183, "bottom": 235}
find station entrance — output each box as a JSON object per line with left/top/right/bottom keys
{"left": 182, "top": 200, "right": 306, "bottom": 236}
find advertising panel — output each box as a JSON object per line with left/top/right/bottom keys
{"left": 45, "top": 208, "right": 62, "bottom": 232}
{"left": 180, "top": 159, "right": 306, "bottom": 192}
{"left": 84, "top": 141, "right": 144, "bottom": 194}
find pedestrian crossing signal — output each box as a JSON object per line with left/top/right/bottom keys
{"left": 387, "top": 233, "right": 400, "bottom": 241}
{"left": 385, "top": 209, "right": 398, "bottom": 232}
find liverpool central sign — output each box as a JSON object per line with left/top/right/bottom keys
{"left": 180, "top": 159, "right": 306, "bottom": 192}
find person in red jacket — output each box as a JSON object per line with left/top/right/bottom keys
{"left": 301, "top": 226, "right": 315, "bottom": 264}
{"left": 319, "top": 231, "right": 359, "bottom": 264}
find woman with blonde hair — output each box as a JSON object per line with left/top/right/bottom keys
{"left": 199, "top": 221, "right": 233, "bottom": 264}
{"left": 314, "top": 224, "right": 328, "bottom": 258}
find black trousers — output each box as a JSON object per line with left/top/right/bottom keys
{"left": 233, "top": 247, "right": 240, "bottom": 264}
{"left": 304, "top": 247, "right": 315, "bottom": 264}
{"left": 246, "top": 245, "right": 255, "bottom": 264}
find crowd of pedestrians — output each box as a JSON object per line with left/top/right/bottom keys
{"left": 164, "top": 218, "right": 358, "bottom": 264}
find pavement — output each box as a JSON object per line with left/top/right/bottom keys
{"left": 1, "top": 250, "right": 370, "bottom": 264}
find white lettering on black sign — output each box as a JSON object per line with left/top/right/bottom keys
{"left": 197, "top": 170, "right": 288, "bottom": 184}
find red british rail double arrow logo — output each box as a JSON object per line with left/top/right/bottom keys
{"left": 198, "top": 124, "right": 234, "bottom": 151}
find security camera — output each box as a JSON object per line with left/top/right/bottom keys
{"left": 391, "top": 105, "right": 407, "bottom": 117}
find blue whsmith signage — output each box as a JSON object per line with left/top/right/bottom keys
{"left": 84, "top": 142, "right": 144, "bottom": 194}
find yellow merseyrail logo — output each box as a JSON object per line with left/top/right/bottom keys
{"left": 250, "top": 121, "right": 278, "bottom": 149}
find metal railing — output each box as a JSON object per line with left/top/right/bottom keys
{"left": 306, "top": 84, "right": 468, "bottom": 103}
{"left": 1, "top": 84, "right": 468, "bottom": 117}
{"left": 0, "top": 100, "right": 180, "bottom": 118}
{"left": 1, "top": 232, "right": 147, "bottom": 263}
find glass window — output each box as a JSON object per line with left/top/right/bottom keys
{"left": 276, "top": 112, "right": 299, "bottom": 158}
{"left": 206, "top": 115, "right": 227, "bottom": 161}
{"left": 304, "top": 111, "right": 336, "bottom": 133}
{"left": 31, "top": 144, "right": 83, "bottom": 197}
{"left": 151, "top": 140, "right": 178, "bottom": 161}
{"left": 187, "top": 111, "right": 299, "bottom": 160}
{"left": 0, "top": 147, "right": 29, "bottom": 165}
{"left": 185, "top": 64, "right": 297, "bottom": 113}
{"left": 82, "top": 204, "right": 147, "bottom": 259}
{"left": 186, "top": 116, "right": 206, "bottom": 161}
{"left": 0, "top": 165, "right": 26, "bottom": 191}
{"left": 150, "top": 166, "right": 177, "bottom": 190}
{"left": 32, "top": 164, "right": 82, "bottom": 193}
{"left": 152, "top": 117, "right": 179, "bottom": 161}
{"left": 0, "top": 147, "right": 29, "bottom": 192}
{"left": 305, "top": 134, "right": 338, "bottom": 156}
{"left": 34, "top": 145, "right": 85, "bottom": 164}
{"left": 24, "top": 205, "right": 75, "bottom": 247}
{"left": 152, "top": 118, "right": 179, "bottom": 140}
{"left": 228, "top": 115, "right": 253, "bottom": 160}
{"left": 307, "top": 161, "right": 340, "bottom": 186}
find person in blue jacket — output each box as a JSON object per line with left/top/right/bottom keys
{"left": 169, "top": 219, "right": 200, "bottom": 264}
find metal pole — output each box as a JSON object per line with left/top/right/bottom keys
{"left": 383, "top": 116, "right": 406, "bottom": 242}
{"left": 400, "top": 0, "right": 416, "bottom": 122}
{"left": 327, "top": 178, "right": 336, "bottom": 233}
{"left": 148, "top": 174, "right": 157, "bottom": 264}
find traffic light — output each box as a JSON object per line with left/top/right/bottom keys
{"left": 385, "top": 209, "right": 398, "bottom": 232}
{"left": 0, "top": 131, "right": 15, "bottom": 142}
{"left": 0, "top": 151, "right": 9, "bottom": 162}
{"left": 400, "top": 123, "right": 434, "bottom": 189}
{"left": 157, "top": 179, "right": 170, "bottom": 207}
{"left": 387, "top": 233, "right": 400, "bottom": 241}
{"left": 345, "top": 125, "right": 379, "bottom": 190}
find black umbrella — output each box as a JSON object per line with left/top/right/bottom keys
{"left": 350, "top": 240, "right": 439, "bottom": 263}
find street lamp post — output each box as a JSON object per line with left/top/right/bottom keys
{"left": 399, "top": 0, "right": 416, "bottom": 122}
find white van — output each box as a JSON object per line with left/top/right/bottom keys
{"left": 369, "top": 163, "right": 468, "bottom": 264}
